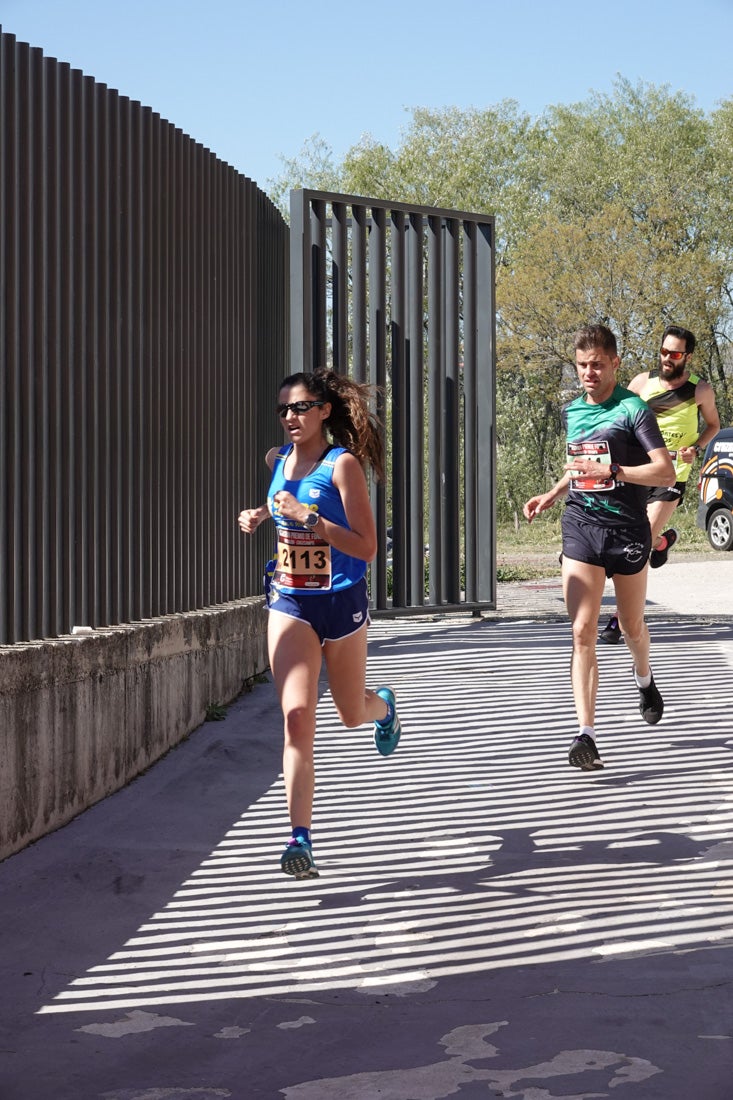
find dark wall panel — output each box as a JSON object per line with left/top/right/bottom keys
{"left": 0, "top": 29, "right": 289, "bottom": 644}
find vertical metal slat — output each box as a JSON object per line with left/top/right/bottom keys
{"left": 427, "top": 214, "right": 443, "bottom": 606}
{"left": 443, "top": 218, "right": 460, "bottom": 605}
{"left": 406, "top": 211, "right": 424, "bottom": 606}
{"left": 331, "top": 201, "right": 348, "bottom": 372}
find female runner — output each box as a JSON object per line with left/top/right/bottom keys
{"left": 238, "top": 369, "right": 401, "bottom": 878}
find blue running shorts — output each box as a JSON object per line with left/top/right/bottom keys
{"left": 267, "top": 576, "right": 369, "bottom": 644}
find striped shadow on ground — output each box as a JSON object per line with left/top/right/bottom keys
{"left": 39, "top": 616, "right": 733, "bottom": 1014}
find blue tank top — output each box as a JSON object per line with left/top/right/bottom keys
{"left": 267, "top": 445, "right": 366, "bottom": 594}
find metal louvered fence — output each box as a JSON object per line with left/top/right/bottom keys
{"left": 1, "top": 29, "right": 497, "bottom": 645}
{"left": 0, "top": 29, "right": 288, "bottom": 645}
{"left": 290, "top": 189, "right": 496, "bottom": 614}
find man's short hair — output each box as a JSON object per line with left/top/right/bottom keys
{"left": 574, "top": 324, "right": 618, "bottom": 356}
{"left": 661, "top": 324, "right": 696, "bottom": 354}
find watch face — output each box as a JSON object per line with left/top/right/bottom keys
{"left": 305, "top": 512, "right": 319, "bottom": 527}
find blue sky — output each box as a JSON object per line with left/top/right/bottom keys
{"left": 2, "top": 0, "right": 732, "bottom": 196}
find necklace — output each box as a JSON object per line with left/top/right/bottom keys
{"left": 287, "top": 444, "right": 329, "bottom": 481}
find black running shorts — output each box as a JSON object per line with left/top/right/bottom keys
{"left": 647, "top": 481, "right": 686, "bottom": 504}
{"left": 561, "top": 513, "right": 651, "bottom": 578}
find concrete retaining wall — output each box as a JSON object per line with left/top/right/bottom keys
{"left": 0, "top": 598, "right": 268, "bottom": 862}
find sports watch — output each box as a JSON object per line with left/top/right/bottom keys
{"left": 303, "top": 511, "right": 320, "bottom": 529}
{"left": 609, "top": 463, "right": 621, "bottom": 479}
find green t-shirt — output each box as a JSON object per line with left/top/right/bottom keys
{"left": 562, "top": 384, "right": 665, "bottom": 527}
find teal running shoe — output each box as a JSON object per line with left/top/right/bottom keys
{"left": 280, "top": 837, "right": 319, "bottom": 879}
{"left": 374, "top": 686, "right": 401, "bottom": 757}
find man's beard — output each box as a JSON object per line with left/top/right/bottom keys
{"left": 659, "top": 360, "right": 686, "bottom": 380}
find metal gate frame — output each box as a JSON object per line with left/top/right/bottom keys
{"left": 289, "top": 189, "right": 496, "bottom": 614}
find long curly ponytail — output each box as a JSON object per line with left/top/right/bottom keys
{"left": 278, "top": 369, "right": 385, "bottom": 482}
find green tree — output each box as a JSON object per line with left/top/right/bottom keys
{"left": 271, "top": 80, "right": 733, "bottom": 517}
{"left": 271, "top": 104, "right": 545, "bottom": 264}
{"left": 497, "top": 80, "right": 733, "bottom": 461}
{"left": 268, "top": 133, "right": 343, "bottom": 213}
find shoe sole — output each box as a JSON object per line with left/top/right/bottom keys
{"left": 569, "top": 743, "right": 604, "bottom": 771}
{"left": 598, "top": 633, "right": 621, "bottom": 645}
{"left": 281, "top": 852, "right": 319, "bottom": 879}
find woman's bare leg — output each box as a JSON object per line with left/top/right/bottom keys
{"left": 267, "top": 610, "right": 323, "bottom": 831}
{"left": 323, "top": 624, "right": 390, "bottom": 727}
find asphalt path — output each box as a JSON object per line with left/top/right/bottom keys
{"left": 1, "top": 559, "right": 732, "bottom": 1099}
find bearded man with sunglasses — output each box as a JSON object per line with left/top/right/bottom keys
{"left": 599, "top": 325, "right": 720, "bottom": 645}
